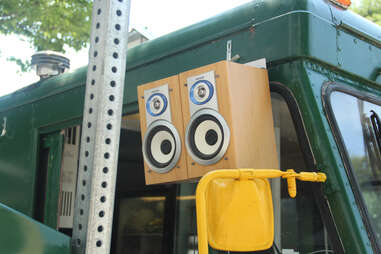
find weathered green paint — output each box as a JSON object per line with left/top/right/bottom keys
{"left": 42, "top": 132, "right": 64, "bottom": 229}
{"left": 268, "top": 60, "right": 376, "bottom": 253}
{"left": 0, "top": 0, "right": 379, "bottom": 252}
{"left": 0, "top": 202, "right": 70, "bottom": 254}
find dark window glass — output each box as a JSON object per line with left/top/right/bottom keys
{"left": 272, "top": 93, "right": 332, "bottom": 254}
{"left": 173, "top": 93, "right": 334, "bottom": 254}
{"left": 174, "top": 183, "right": 198, "bottom": 254}
{"left": 115, "top": 196, "right": 166, "bottom": 254}
{"left": 330, "top": 91, "right": 381, "bottom": 245}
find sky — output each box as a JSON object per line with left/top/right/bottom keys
{"left": 0, "top": 0, "right": 253, "bottom": 97}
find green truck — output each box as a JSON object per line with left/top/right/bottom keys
{"left": 0, "top": 0, "right": 380, "bottom": 253}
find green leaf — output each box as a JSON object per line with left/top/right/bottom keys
{"left": 0, "top": 0, "right": 91, "bottom": 72}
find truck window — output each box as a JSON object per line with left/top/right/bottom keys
{"left": 115, "top": 195, "right": 166, "bottom": 254}
{"left": 329, "top": 90, "right": 381, "bottom": 248}
{"left": 174, "top": 92, "right": 334, "bottom": 254}
{"left": 112, "top": 130, "right": 175, "bottom": 254}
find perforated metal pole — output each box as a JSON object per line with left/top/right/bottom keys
{"left": 72, "top": 0, "right": 130, "bottom": 253}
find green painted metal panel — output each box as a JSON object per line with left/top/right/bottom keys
{"left": 0, "top": 202, "right": 70, "bottom": 254}
{"left": 268, "top": 60, "right": 376, "bottom": 253}
{"left": 0, "top": 85, "right": 84, "bottom": 216}
{"left": 0, "top": 106, "right": 37, "bottom": 215}
{"left": 33, "top": 87, "right": 84, "bottom": 127}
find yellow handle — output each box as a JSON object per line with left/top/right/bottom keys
{"left": 282, "top": 169, "right": 327, "bottom": 197}
{"left": 295, "top": 172, "right": 327, "bottom": 182}
{"left": 285, "top": 172, "right": 297, "bottom": 198}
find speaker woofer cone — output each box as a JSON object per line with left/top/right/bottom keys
{"left": 186, "top": 109, "right": 230, "bottom": 165}
{"left": 143, "top": 120, "right": 181, "bottom": 173}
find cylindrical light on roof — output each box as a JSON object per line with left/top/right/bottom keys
{"left": 31, "top": 51, "right": 70, "bottom": 80}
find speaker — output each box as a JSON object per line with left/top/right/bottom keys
{"left": 138, "top": 75, "right": 188, "bottom": 184}
{"left": 180, "top": 60, "right": 278, "bottom": 178}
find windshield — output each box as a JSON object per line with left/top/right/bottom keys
{"left": 330, "top": 90, "right": 381, "bottom": 246}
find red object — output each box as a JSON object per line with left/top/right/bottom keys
{"left": 330, "top": 0, "right": 351, "bottom": 8}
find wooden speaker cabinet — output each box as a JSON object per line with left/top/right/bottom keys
{"left": 179, "top": 60, "right": 278, "bottom": 178}
{"left": 138, "top": 75, "right": 188, "bottom": 184}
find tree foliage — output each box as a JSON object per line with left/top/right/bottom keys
{"left": 0, "top": 0, "right": 92, "bottom": 70}
{"left": 352, "top": 0, "right": 381, "bottom": 26}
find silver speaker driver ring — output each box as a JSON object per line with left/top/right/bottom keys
{"left": 185, "top": 109, "right": 230, "bottom": 165}
{"left": 143, "top": 120, "right": 181, "bottom": 173}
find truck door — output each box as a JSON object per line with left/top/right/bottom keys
{"left": 53, "top": 94, "right": 344, "bottom": 253}
{"left": 35, "top": 126, "right": 80, "bottom": 234}
{"left": 171, "top": 90, "right": 342, "bottom": 254}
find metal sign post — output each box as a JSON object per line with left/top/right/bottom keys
{"left": 72, "top": 0, "right": 131, "bottom": 253}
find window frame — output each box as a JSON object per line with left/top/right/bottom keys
{"left": 322, "top": 81, "right": 381, "bottom": 253}
{"left": 271, "top": 81, "right": 344, "bottom": 253}
{"left": 34, "top": 131, "right": 64, "bottom": 229}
